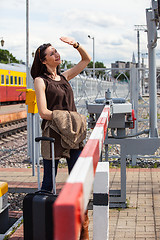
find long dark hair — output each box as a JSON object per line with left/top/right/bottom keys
{"left": 31, "top": 43, "right": 61, "bottom": 79}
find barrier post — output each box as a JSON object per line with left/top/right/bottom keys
{"left": 93, "top": 162, "right": 109, "bottom": 240}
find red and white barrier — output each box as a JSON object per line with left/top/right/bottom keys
{"left": 54, "top": 105, "right": 110, "bottom": 240}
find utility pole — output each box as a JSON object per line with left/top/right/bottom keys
{"left": 134, "top": 25, "right": 147, "bottom": 97}
{"left": 134, "top": 25, "right": 147, "bottom": 68}
{"left": 26, "top": 0, "right": 32, "bottom": 165}
{"left": 26, "top": 0, "right": 29, "bottom": 88}
{"left": 146, "top": 0, "right": 158, "bottom": 137}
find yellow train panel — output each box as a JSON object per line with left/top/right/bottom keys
{"left": 0, "top": 69, "right": 26, "bottom": 87}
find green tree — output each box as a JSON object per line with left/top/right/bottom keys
{"left": 87, "top": 61, "right": 106, "bottom": 69}
{"left": 114, "top": 71, "right": 130, "bottom": 82}
{"left": 61, "top": 60, "right": 75, "bottom": 69}
{"left": 87, "top": 61, "right": 106, "bottom": 78}
{"left": 0, "top": 49, "right": 19, "bottom": 64}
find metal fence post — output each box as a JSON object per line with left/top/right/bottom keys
{"left": 130, "top": 67, "right": 139, "bottom": 165}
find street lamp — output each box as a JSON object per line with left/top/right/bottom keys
{"left": 0, "top": 38, "right": 4, "bottom": 47}
{"left": 32, "top": 51, "right": 35, "bottom": 58}
{"left": 88, "top": 35, "right": 95, "bottom": 79}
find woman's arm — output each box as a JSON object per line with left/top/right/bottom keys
{"left": 60, "top": 37, "right": 91, "bottom": 81}
{"left": 34, "top": 77, "right": 52, "bottom": 120}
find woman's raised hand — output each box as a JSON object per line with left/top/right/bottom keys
{"left": 60, "top": 36, "right": 76, "bottom": 46}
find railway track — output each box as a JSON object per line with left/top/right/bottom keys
{"left": 0, "top": 118, "right": 27, "bottom": 139}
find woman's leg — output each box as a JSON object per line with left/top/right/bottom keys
{"left": 41, "top": 159, "right": 59, "bottom": 192}
{"left": 66, "top": 149, "right": 82, "bottom": 174}
{"left": 79, "top": 210, "right": 89, "bottom": 240}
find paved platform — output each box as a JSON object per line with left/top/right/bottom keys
{"left": 0, "top": 167, "right": 160, "bottom": 239}
{"left": 0, "top": 104, "right": 27, "bottom": 123}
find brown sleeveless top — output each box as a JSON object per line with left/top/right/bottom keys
{"left": 41, "top": 74, "right": 77, "bottom": 130}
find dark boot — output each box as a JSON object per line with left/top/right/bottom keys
{"left": 79, "top": 210, "right": 89, "bottom": 240}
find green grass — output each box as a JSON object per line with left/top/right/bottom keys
{"left": 3, "top": 219, "right": 23, "bottom": 240}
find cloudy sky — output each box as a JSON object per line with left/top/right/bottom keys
{"left": 0, "top": 0, "right": 157, "bottom": 67}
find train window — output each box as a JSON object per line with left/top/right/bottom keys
{"left": 15, "top": 76, "right": 17, "bottom": 85}
{"left": 6, "top": 75, "right": 9, "bottom": 85}
{"left": 19, "top": 77, "right": 21, "bottom": 85}
{"left": 1, "top": 75, "right": 4, "bottom": 84}
{"left": 10, "top": 76, "right": 13, "bottom": 85}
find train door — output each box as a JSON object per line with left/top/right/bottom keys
{"left": 6, "top": 74, "right": 9, "bottom": 102}
{"left": 0, "top": 74, "right": 6, "bottom": 103}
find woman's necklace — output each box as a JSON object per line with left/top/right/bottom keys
{"left": 45, "top": 73, "right": 60, "bottom": 81}
{"left": 50, "top": 73, "right": 56, "bottom": 80}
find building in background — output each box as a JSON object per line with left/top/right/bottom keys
{"left": 111, "top": 53, "right": 137, "bottom": 77}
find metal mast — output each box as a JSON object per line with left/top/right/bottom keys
{"left": 134, "top": 25, "right": 147, "bottom": 68}
{"left": 146, "top": 0, "right": 159, "bottom": 137}
{"left": 134, "top": 25, "right": 147, "bottom": 97}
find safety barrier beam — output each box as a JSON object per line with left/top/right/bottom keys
{"left": 54, "top": 105, "right": 110, "bottom": 240}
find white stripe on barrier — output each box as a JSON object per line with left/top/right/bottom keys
{"left": 67, "top": 156, "right": 94, "bottom": 211}
{"left": 100, "top": 110, "right": 109, "bottom": 119}
{"left": 90, "top": 126, "right": 104, "bottom": 155}
{"left": 90, "top": 126, "right": 104, "bottom": 140}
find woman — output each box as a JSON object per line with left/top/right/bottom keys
{"left": 31, "top": 36, "right": 91, "bottom": 240}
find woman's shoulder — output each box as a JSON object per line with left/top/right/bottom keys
{"left": 34, "top": 76, "right": 46, "bottom": 88}
{"left": 60, "top": 74, "right": 68, "bottom": 82}
{"left": 36, "top": 74, "right": 50, "bottom": 83}
{"left": 35, "top": 76, "right": 43, "bottom": 81}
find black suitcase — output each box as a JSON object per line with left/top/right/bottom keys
{"left": 23, "top": 137, "right": 57, "bottom": 240}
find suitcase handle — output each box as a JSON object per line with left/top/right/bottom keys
{"left": 35, "top": 190, "right": 58, "bottom": 197}
{"left": 35, "top": 136, "right": 56, "bottom": 194}
{"left": 35, "top": 190, "right": 53, "bottom": 194}
{"left": 35, "top": 136, "right": 55, "bottom": 143}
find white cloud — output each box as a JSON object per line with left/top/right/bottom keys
{"left": 0, "top": 0, "right": 158, "bottom": 68}
{"left": 65, "top": 10, "right": 124, "bottom": 29}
